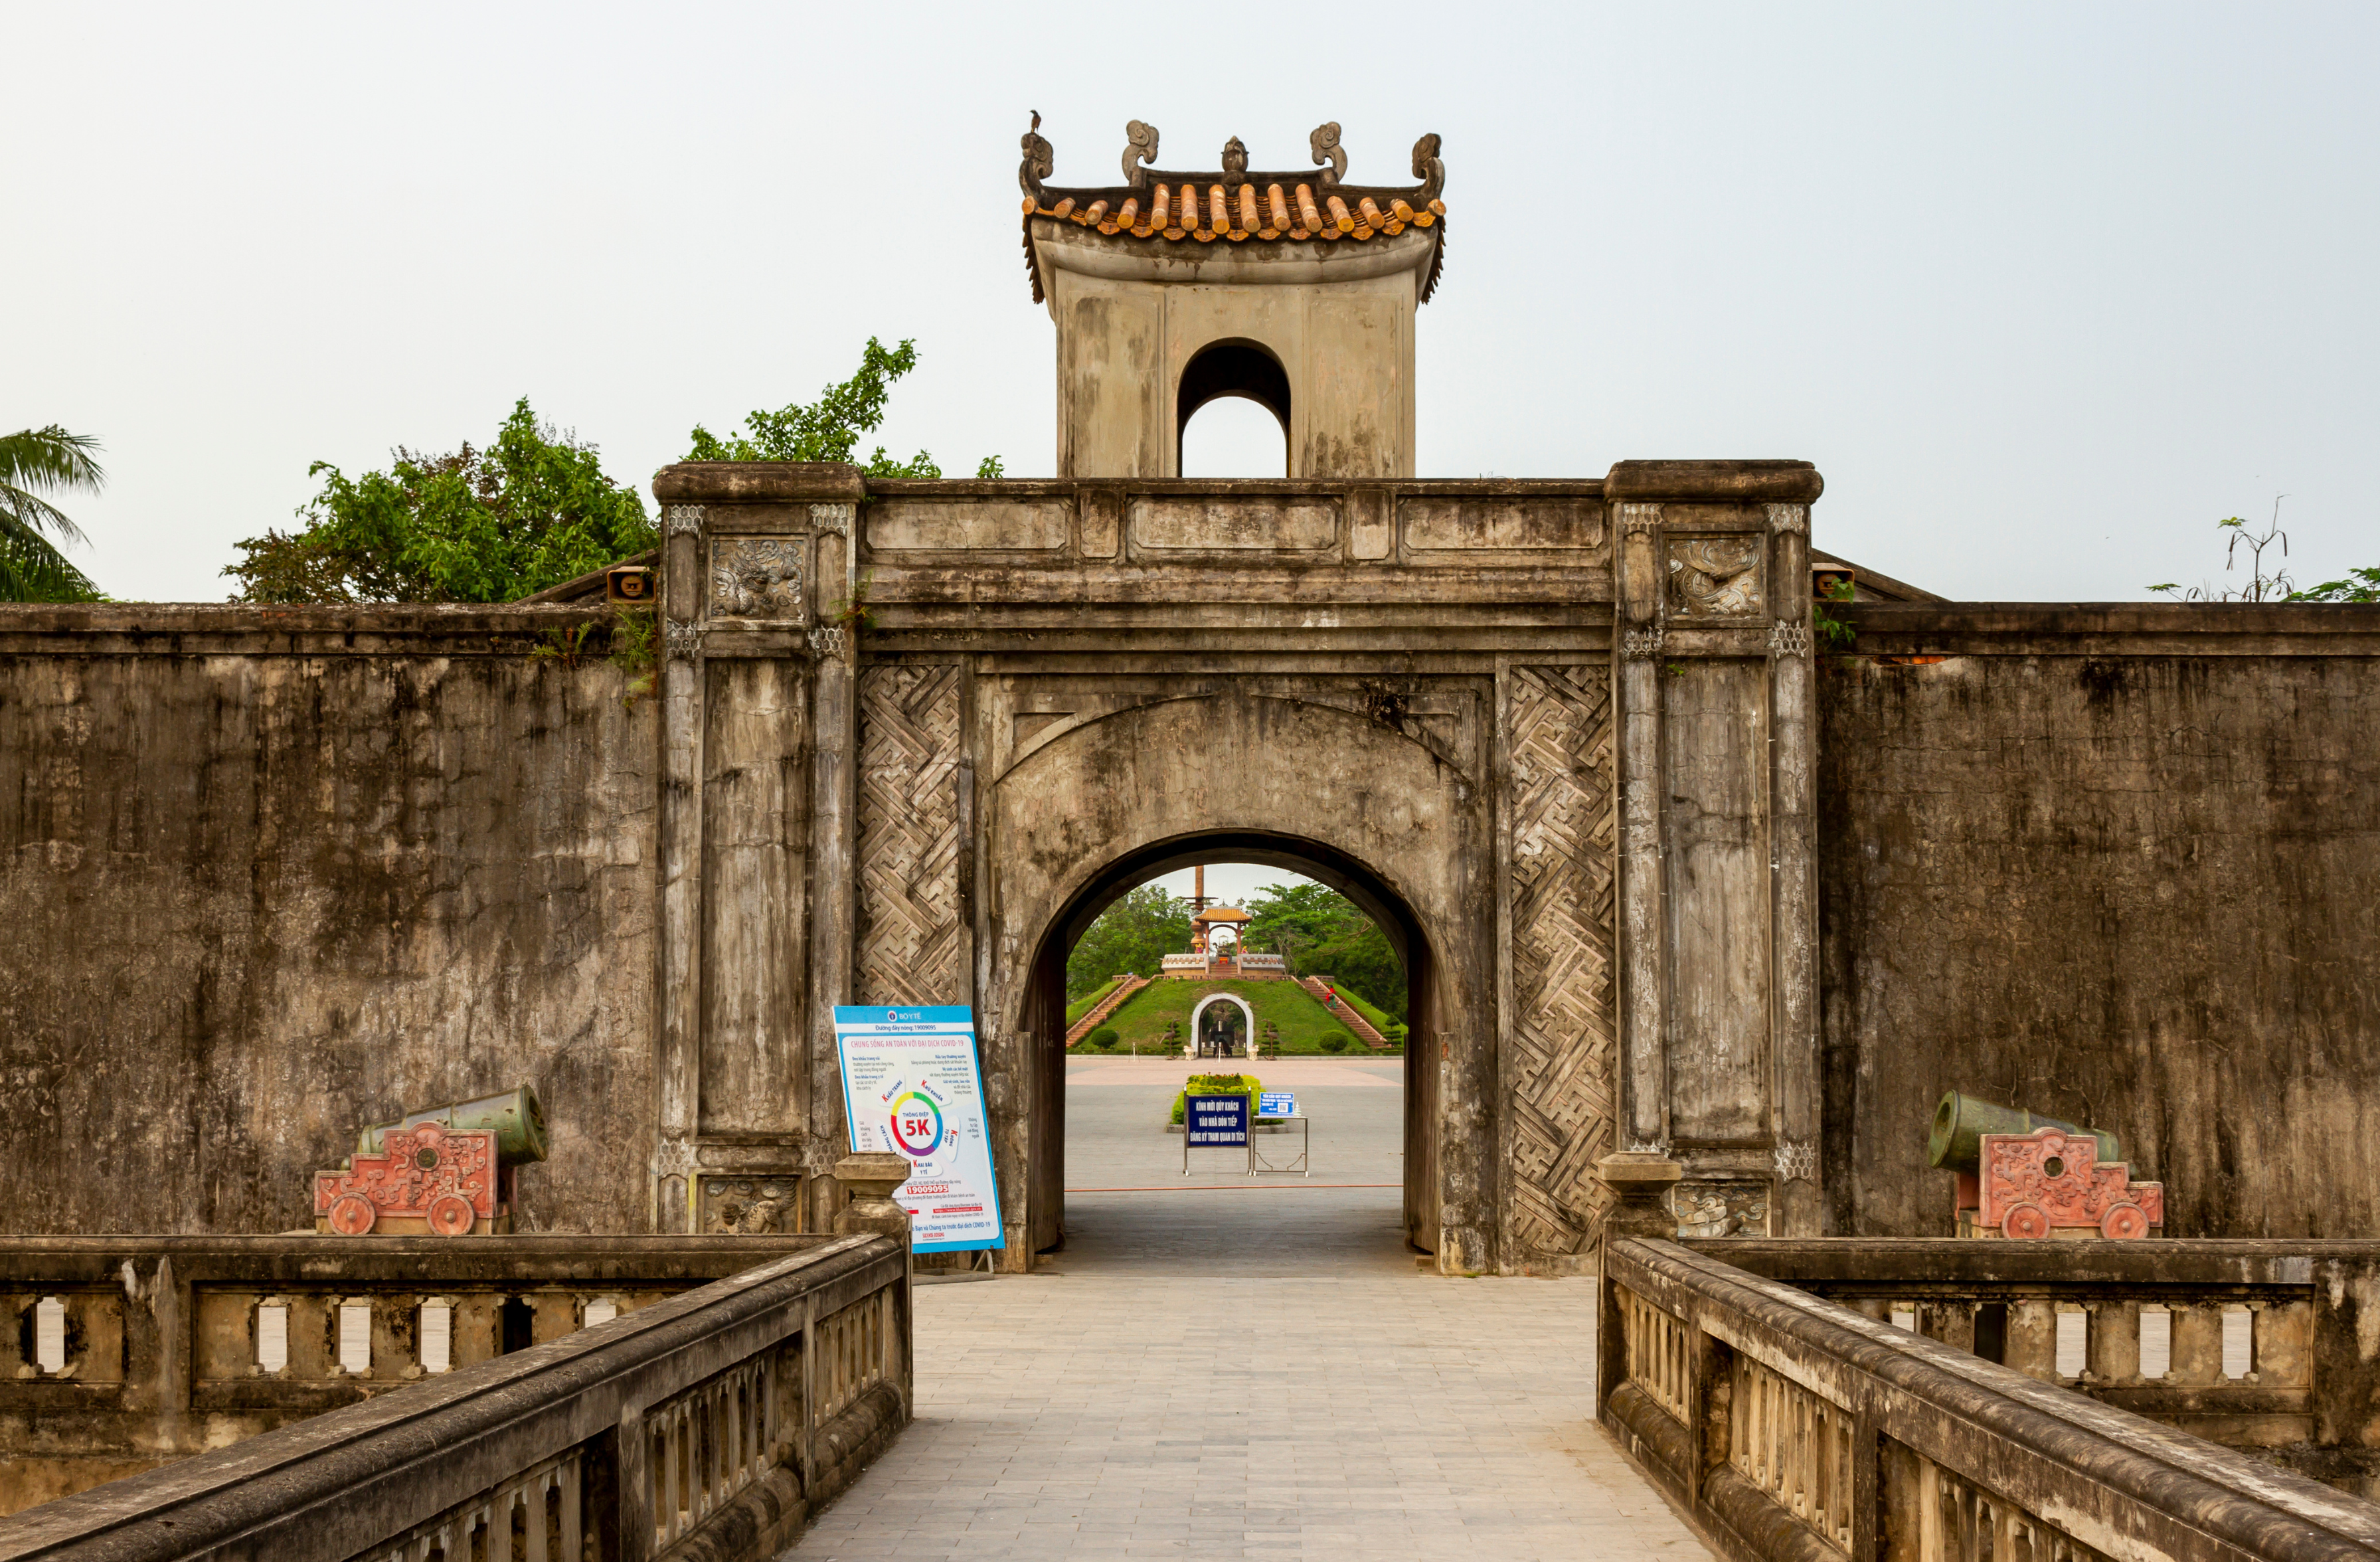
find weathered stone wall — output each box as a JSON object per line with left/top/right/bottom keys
{"left": 1818, "top": 605, "right": 2380, "bottom": 1237}
{"left": 0, "top": 606, "right": 657, "bottom": 1235}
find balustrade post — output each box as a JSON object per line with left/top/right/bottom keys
{"left": 834, "top": 1150, "right": 916, "bottom": 1418}
{"left": 831, "top": 1152, "right": 916, "bottom": 1243}
{"left": 614, "top": 1409, "right": 652, "bottom": 1562}
{"left": 1596, "top": 1152, "right": 1683, "bottom": 1241}
{"left": 1594, "top": 1154, "right": 1681, "bottom": 1423}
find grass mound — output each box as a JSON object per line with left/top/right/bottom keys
{"left": 1064, "top": 976, "right": 1126, "bottom": 1027}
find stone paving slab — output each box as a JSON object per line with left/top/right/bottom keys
{"left": 785, "top": 1077, "right": 1707, "bottom": 1561}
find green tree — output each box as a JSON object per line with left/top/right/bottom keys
{"left": 1066, "top": 884, "right": 1191, "bottom": 999}
{"left": 2288, "top": 567, "right": 2380, "bottom": 603}
{"left": 687, "top": 337, "right": 1006, "bottom": 479}
{"left": 224, "top": 398, "right": 653, "bottom": 603}
{"left": 1244, "top": 881, "right": 1406, "bottom": 1021}
{"left": 0, "top": 426, "right": 106, "bottom": 602}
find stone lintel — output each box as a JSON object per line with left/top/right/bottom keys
{"left": 1604, "top": 460, "right": 1825, "bottom": 505}
{"left": 653, "top": 462, "right": 867, "bottom": 503}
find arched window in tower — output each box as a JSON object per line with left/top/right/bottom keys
{"left": 1177, "top": 339, "right": 1291, "bottom": 477}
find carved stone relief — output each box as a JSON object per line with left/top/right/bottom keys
{"left": 1670, "top": 1179, "right": 1770, "bottom": 1238}
{"left": 709, "top": 538, "right": 806, "bottom": 622}
{"left": 1769, "top": 620, "right": 1810, "bottom": 658}
{"left": 699, "top": 1176, "right": 802, "bottom": 1235}
{"left": 1506, "top": 664, "right": 1619, "bottom": 1257}
{"left": 1620, "top": 626, "right": 1665, "bottom": 661}
{"left": 665, "top": 504, "right": 705, "bottom": 535}
{"left": 662, "top": 620, "right": 703, "bottom": 661}
{"left": 1666, "top": 537, "right": 1764, "bottom": 617}
{"left": 856, "top": 665, "right": 966, "bottom": 1007}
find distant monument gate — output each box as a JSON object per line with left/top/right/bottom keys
{"left": 644, "top": 120, "right": 1826, "bottom": 1274}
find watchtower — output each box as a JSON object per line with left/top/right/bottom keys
{"left": 1020, "top": 119, "right": 1447, "bottom": 479}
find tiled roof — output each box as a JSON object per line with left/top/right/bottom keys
{"left": 1023, "top": 185, "right": 1443, "bottom": 244}
{"left": 1019, "top": 120, "right": 1448, "bottom": 304}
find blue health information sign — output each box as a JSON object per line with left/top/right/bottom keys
{"left": 833, "top": 1005, "right": 1005, "bottom": 1254}
{"left": 1185, "top": 1094, "right": 1250, "bottom": 1146}
{"left": 1258, "top": 1092, "right": 1296, "bottom": 1118}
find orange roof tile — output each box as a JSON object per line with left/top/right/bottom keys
{"left": 1017, "top": 120, "right": 1448, "bottom": 304}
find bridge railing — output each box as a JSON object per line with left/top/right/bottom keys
{"left": 0, "top": 1233, "right": 908, "bottom": 1562}
{"left": 1602, "top": 1237, "right": 2380, "bottom": 1562}
{"left": 1689, "top": 1237, "right": 2380, "bottom": 1491}
{"left": 0, "top": 1234, "right": 891, "bottom": 1515}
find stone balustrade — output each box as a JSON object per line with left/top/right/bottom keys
{"left": 1694, "top": 1237, "right": 2380, "bottom": 1493}
{"left": 0, "top": 1235, "right": 902, "bottom": 1525}
{"left": 1602, "top": 1237, "right": 2380, "bottom": 1562}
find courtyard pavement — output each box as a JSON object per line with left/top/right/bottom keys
{"left": 786, "top": 1057, "right": 1707, "bottom": 1560}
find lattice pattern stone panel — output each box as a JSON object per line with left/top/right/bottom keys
{"left": 857, "top": 664, "right": 964, "bottom": 1007}
{"left": 1508, "top": 664, "right": 1618, "bottom": 1255}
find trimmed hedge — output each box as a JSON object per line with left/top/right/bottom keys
{"left": 1088, "top": 1026, "right": 1119, "bottom": 1050}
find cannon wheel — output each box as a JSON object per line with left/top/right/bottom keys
{"left": 2001, "top": 1202, "right": 2051, "bottom": 1240}
{"left": 327, "top": 1193, "right": 376, "bottom": 1237}
{"left": 426, "top": 1193, "right": 477, "bottom": 1237}
{"left": 2100, "top": 1202, "right": 2149, "bottom": 1240}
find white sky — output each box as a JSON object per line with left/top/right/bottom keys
{"left": 1147, "top": 865, "right": 1316, "bottom": 910}
{"left": 9, "top": 5, "right": 2377, "bottom": 603}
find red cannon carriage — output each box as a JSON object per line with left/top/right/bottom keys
{"left": 1929, "top": 1091, "right": 2163, "bottom": 1240}
{"left": 313, "top": 1086, "right": 546, "bottom": 1237}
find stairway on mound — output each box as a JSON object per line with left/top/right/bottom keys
{"left": 1064, "top": 974, "right": 1150, "bottom": 1047}
{"left": 1298, "top": 976, "right": 1391, "bottom": 1050}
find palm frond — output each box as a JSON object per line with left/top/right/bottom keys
{"left": 0, "top": 426, "right": 106, "bottom": 496}
{"left": 0, "top": 479, "right": 90, "bottom": 547}
{"left": 0, "top": 525, "right": 99, "bottom": 602}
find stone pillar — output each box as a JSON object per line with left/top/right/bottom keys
{"left": 1604, "top": 462, "right": 1826, "bottom": 1241}
{"left": 1596, "top": 1152, "right": 1683, "bottom": 1241}
{"left": 647, "top": 462, "right": 867, "bottom": 1235}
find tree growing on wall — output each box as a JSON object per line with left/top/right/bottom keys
{"left": 686, "top": 336, "right": 1005, "bottom": 479}
{"left": 224, "top": 399, "right": 655, "bottom": 604}
{"left": 1, "top": 425, "right": 106, "bottom": 602}
{"left": 1243, "top": 881, "right": 1406, "bottom": 1021}
{"left": 2148, "top": 501, "right": 2377, "bottom": 604}
{"left": 1065, "top": 885, "right": 1191, "bottom": 999}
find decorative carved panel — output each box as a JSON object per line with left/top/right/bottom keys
{"left": 1666, "top": 536, "right": 1763, "bottom": 617}
{"left": 709, "top": 537, "right": 806, "bottom": 622}
{"left": 856, "top": 664, "right": 964, "bottom": 1007}
{"left": 1671, "top": 1179, "right": 1769, "bottom": 1237}
{"left": 1507, "top": 664, "right": 1619, "bottom": 1256}
{"left": 697, "top": 1175, "right": 802, "bottom": 1234}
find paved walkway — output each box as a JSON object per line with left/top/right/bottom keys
{"left": 788, "top": 1059, "right": 1706, "bottom": 1560}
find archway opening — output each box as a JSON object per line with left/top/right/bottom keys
{"left": 1020, "top": 830, "right": 1440, "bottom": 1262}
{"left": 1177, "top": 340, "right": 1291, "bottom": 477}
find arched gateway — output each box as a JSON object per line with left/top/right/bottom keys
{"left": 643, "top": 120, "right": 1824, "bottom": 1274}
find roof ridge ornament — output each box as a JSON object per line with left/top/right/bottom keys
{"left": 1123, "top": 120, "right": 1160, "bottom": 189}
{"left": 1309, "top": 122, "right": 1345, "bottom": 187}
{"left": 1019, "top": 110, "right": 1053, "bottom": 204}
{"left": 1222, "top": 136, "right": 1248, "bottom": 179}
{"left": 1410, "top": 132, "right": 1444, "bottom": 203}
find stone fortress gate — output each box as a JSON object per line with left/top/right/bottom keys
{"left": 649, "top": 120, "right": 1825, "bottom": 1272}
{"left": 7, "top": 118, "right": 2377, "bottom": 1283}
